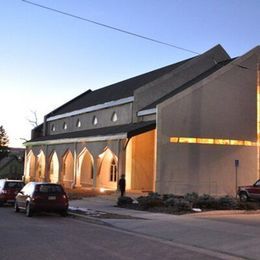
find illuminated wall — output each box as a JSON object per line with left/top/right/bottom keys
{"left": 62, "top": 150, "right": 74, "bottom": 188}
{"left": 78, "top": 148, "right": 93, "bottom": 187}
{"left": 97, "top": 148, "right": 118, "bottom": 189}
{"left": 128, "top": 130, "right": 155, "bottom": 191}
{"left": 36, "top": 150, "right": 46, "bottom": 182}
{"left": 25, "top": 151, "right": 36, "bottom": 182}
{"left": 156, "top": 49, "right": 259, "bottom": 196}
{"left": 125, "top": 139, "right": 132, "bottom": 190}
{"left": 49, "top": 152, "right": 59, "bottom": 183}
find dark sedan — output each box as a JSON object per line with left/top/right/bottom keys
{"left": 0, "top": 179, "right": 24, "bottom": 206}
{"left": 15, "top": 182, "right": 69, "bottom": 217}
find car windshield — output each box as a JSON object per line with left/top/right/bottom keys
{"left": 36, "top": 184, "right": 63, "bottom": 194}
{"left": 255, "top": 180, "right": 260, "bottom": 186}
{"left": 4, "top": 182, "right": 24, "bottom": 189}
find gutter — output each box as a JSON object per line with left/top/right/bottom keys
{"left": 137, "top": 108, "right": 156, "bottom": 117}
{"left": 25, "top": 133, "right": 128, "bottom": 146}
{"left": 46, "top": 96, "right": 134, "bottom": 122}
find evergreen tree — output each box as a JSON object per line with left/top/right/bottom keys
{"left": 0, "top": 125, "right": 9, "bottom": 160}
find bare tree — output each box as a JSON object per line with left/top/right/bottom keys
{"left": 27, "top": 110, "right": 39, "bottom": 127}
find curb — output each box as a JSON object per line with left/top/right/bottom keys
{"left": 68, "top": 211, "right": 109, "bottom": 226}
{"left": 189, "top": 209, "right": 260, "bottom": 217}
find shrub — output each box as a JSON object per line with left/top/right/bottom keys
{"left": 117, "top": 196, "right": 133, "bottom": 207}
{"left": 174, "top": 198, "right": 192, "bottom": 212}
{"left": 164, "top": 197, "right": 178, "bottom": 207}
{"left": 164, "top": 197, "right": 192, "bottom": 212}
{"left": 184, "top": 192, "right": 199, "bottom": 204}
{"left": 194, "top": 194, "right": 217, "bottom": 209}
{"left": 216, "top": 196, "right": 238, "bottom": 210}
{"left": 137, "top": 195, "right": 164, "bottom": 209}
{"left": 163, "top": 193, "right": 183, "bottom": 201}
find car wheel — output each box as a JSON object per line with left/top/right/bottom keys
{"left": 14, "top": 201, "right": 20, "bottom": 213}
{"left": 239, "top": 192, "right": 248, "bottom": 202}
{"left": 26, "top": 203, "right": 33, "bottom": 217}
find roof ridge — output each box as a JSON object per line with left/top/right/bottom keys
{"left": 47, "top": 57, "right": 195, "bottom": 117}
{"left": 139, "top": 58, "right": 233, "bottom": 111}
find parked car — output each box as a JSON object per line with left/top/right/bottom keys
{"left": 237, "top": 179, "right": 260, "bottom": 202}
{"left": 15, "top": 182, "right": 69, "bottom": 217}
{"left": 0, "top": 179, "right": 24, "bottom": 206}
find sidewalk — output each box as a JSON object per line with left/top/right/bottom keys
{"left": 68, "top": 194, "right": 260, "bottom": 260}
{"left": 69, "top": 193, "right": 153, "bottom": 221}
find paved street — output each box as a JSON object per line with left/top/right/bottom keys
{"left": 70, "top": 196, "right": 260, "bottom": 260}
{"left": 0, "top": 206, "right": 222, "bottom": 260}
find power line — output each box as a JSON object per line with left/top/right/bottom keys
{"left": 21, "top": 0, "right": 200, "bottom": 55}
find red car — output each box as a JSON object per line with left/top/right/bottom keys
{"left": 238, "top": 179, "right": 260, "bottom": 202}
{"left": 0, "top": 179, "right": 24, "bottom": 206}
{"left": 15, "top": 182, "right": 69, "bottom": 217}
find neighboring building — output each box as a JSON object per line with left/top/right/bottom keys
{"left": 24, "top": 44, "right": 260, "bottom": 196}
{"left": 0, "top": 148, "right": 25, "bottom": 180}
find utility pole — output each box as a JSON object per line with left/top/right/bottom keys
{"left": 257, "top": 62, "right": 260, "bottom": 179}
{"left": 235, "top": 160, "right": 239, "bottom": 198}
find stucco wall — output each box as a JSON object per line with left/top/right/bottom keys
{"left": 156, "top": 48, "right": 259, "bottom": 196}
{"left": 46, "top": 103, "right": 132, "bottom": 135}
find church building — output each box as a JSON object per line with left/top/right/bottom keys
{"left": 24, "top": 44, "right": 260, "bottom": 196}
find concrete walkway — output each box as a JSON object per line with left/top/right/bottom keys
{"left": 69, "top": 194, "right": 260, "bottom": 260}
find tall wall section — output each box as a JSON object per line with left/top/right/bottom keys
{"left": 156, "top": 48, "right": 260, "bottom": 196}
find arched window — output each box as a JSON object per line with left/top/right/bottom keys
{"left": 51, "top": 124, "right": 56, "bottom": 132}
{"left": 110, "top": 158, "right": 117, "bottom": 182}
{"left": 111, "top": 112, "right": 118, "bottom": 122}
{"left": 92, "top": 116, "right": 98, "bottom": 126}
{"left": 63, "top": 122, "right": 67, "bottom": 130}
{"left": 76, "top": 119, "right": 81, "bottom": 128}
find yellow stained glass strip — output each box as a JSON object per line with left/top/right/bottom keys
{"left": 197, "top": 138, "right": 214, "bottom": 144}
{"left": 214, "top": 139, "right": 230, "bottom": 145}
{"left": 230, "top": 140, "right": 244, "bottom": 146}
{"left": 244, "top": 141, "right": 255, "bottom": 146}
{"left": 170, "top": 137, "right": 179, "bottom": 143}
{"left": 179, "top": 137, "right": 196, "bottom": 143}
{"left": 170, "top": 136, "right": 257, "bottom": 146}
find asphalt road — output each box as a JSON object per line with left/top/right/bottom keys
{"left": 0, "top": 206, "right": 221, "bottom": 260}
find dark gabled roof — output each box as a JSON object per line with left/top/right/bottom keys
{"left": 47, "top": 58, "right": 193, "bottom": 117}
{"left": 140, "top": 58, "right": 235, "bottom": 111}
{"left": 28, "top": 121, "right": 156, "bottom": 142}
{"left": 46, "top": 90, "right": 92, "bottom": 117}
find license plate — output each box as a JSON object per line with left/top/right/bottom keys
{"left": 48, "top": 196, "right": 56, "bottom": 200}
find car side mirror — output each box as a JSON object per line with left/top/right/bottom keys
{"left": 19, "top": 190, "right": 24, "bottom": 195}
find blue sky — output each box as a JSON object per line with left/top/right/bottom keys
{"left": 1, "top": 0, "right": 260, "bottom": 147}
